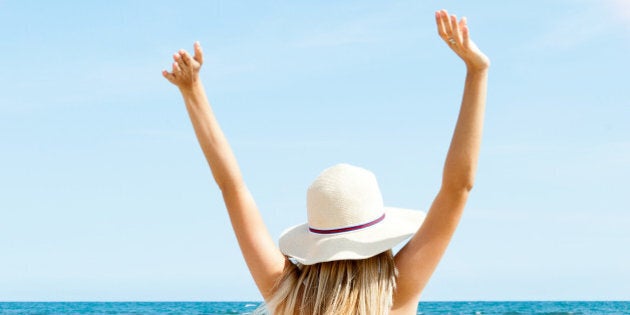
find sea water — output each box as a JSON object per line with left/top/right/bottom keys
{"left": 0, "top": 301, "right": 628, "bottom": 314}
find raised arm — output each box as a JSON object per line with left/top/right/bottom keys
{"left": 162, "top": 42, "right": 286, "bottom": 300}
{"left": 393, "top": 10, "right": 490, "bottom": 311}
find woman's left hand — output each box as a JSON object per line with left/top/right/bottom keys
{"left": 162, "top": 41, "right": 204, "bottom": 90}
{"left": 435, "top": 10, "right": 490, "bottom": 71}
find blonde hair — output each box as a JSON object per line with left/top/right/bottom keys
{"left": 260, "top": 250, "right": 397, "bottom": 315}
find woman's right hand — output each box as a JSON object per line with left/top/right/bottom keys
{"left": 162, "top": 41, "right": 204, "bottom": 90}
{"left": 435, "top": 10, "right": 490, "bottom": 71}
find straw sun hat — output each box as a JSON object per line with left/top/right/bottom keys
{"left": 279, "top": 163, "right": 426, "bottom": 265}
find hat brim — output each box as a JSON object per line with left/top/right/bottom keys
{"left": 278, "top": 207, "right": 426, "bottom": 265}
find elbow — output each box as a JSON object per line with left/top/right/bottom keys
{"left": 462, "top": 179, "right": 475, "bottom": 192}
{"left": 217, "top": 179, "right": 242, "bottom": 194}
{"left": 464, "top": 182, "right": 474, "bottom": 192}
{"left": 442, "top": 178, "right": 475, "bottom": 194}
{"left": 442, "top": 169, "right": 476, "bottom": 193}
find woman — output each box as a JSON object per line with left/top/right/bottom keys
{"left": 162, "top": 9, "right": 489, "bottom": 315}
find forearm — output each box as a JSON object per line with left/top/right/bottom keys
{"left": 441, "top": 68, "right": 488, "bottom": 191}
{"left": 180, "top": 80, "right": 243, "bottom": 191}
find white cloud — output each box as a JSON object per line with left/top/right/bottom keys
{"left": 529, "top": 0, "right": 630, "bottom": 51}
{"left": 608, "top": 0, "right": 630, "bottom": 26}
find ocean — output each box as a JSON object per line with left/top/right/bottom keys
{"left": 0, "top": 301, "right": 628, "bottom": 314}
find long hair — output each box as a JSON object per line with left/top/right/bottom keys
{"left": 261, "top": 250, "right": 397, "bottom": 315}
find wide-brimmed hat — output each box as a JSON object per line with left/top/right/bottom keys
{"left": 279, "top": 163, "right": 426, "bottom": 265}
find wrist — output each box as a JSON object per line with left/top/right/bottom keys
{"left": 465, "top": 64, "right": 489, "bottom": 76}
{"left": 465, "top": 59, "right": 490, "bottom": 73}
{"left": 178, "top": 79, "right": 204, "bottom": 97}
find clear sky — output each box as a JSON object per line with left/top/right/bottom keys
{"left": 1, "top": 0, "right": 629, "bottom": 302}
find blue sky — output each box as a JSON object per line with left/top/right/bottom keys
{"left": 1, "top": 0, "right": 629, "bottom": 301}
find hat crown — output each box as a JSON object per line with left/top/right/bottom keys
{"left": 307, "top": 164, "right": 384, "bottom": 231}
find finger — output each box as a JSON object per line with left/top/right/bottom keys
{"left": 178, "top": 49, "right": 190, "bottom": 67}
{"left": 458, "top": 16, "right": 466, "bottom": 30}
{"left": 461, "top": 17, "right": 470, "bottom": 48}
{"left": 442, "top": 10, "right": 453, "bottom": 37}
{"left": 450, "top": 14, "right": 462, "bottom": 45}
{"left": 162, "top": 70, "right": 176, "bottom": 83}
{"left": 173, "top": 53, "right": 182, "bottom": 67}
{"left": 194, "top": 41, "right": 204, "bottom": 65}
{"left": 172, "top": 61, "right": 181, "bottom": 74}
{"left": 435, "top": 11, "right": 448, "bottom": 39}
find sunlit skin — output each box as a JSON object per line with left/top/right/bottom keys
{"left": 163, "top": 9, "right": 488, "bottom": 314}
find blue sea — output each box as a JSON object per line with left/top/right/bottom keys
{"left": 0, "top": 301, "right": 628, "bottom": 314}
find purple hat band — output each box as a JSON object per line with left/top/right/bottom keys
{"left": 308, "top": 213, "right": 386, "bottom": 235}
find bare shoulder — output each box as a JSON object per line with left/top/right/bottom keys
{"left": 393, "top": 188, "right": 470, "bottom": 305}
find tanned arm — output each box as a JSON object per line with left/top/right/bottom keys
{"left": 162, "top": 42, "right": 286, "bottom": 300}
{"left": 392, "top": 10, "right": 490, "bottom": 314}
